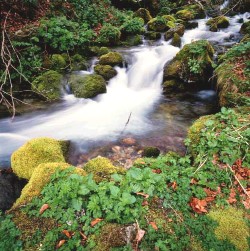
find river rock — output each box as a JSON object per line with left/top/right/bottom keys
{"left": 142, "top": 146, "right": 160, "bottom": 158}
{"left": 32, "top": 70, "right": 63, "bottom": 101}
{"left": 206, "top": 16, "right": 230, "bottom": 32}
{"left": 171, "top": 33, "right": 181, "bottom": 47}
{"left": 164, "top": 24, "right": 185, "bottom": 41}
{"left": 11, "top": 137, "right": 68, "bottom": 180}
{"left": 134, "top": 8, "right": 152, "bottom": 23}
{"left": 94, "top": 64, "right": 117, "bottom": 80}
{"left": 69, "top": 74, "right": 107, "bottom": 99}
{"left": 175, "top": 4, "right": 206, "bottom": 21}
{"left": 144, "top": 31, "right": 161, "bottom": 40}
{"left": 121, "top": 137, "right": 136, "bottom": 146}
{"left": 147, "top": 17, "right": 171, "bottom": 32}
{"left": 99, "top": 52, "right": 123, "bottom": 66}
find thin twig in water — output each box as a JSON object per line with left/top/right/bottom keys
{"left": 120, "top": 112, "right": 132, "bottom": 135}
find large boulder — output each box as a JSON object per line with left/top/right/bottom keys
{"left": 31, "top": 70, "right": 63, "bottom": 101}
{"left": 163, "top": 40, "right": 214, "bottom": 91}
{"left": 171, "top": 33, "right": 181, "bottom": 47}
{"left": 147, "top": 16, "right": 174, "bottom": 32}
{"left": 99, "top": 52, "right": 123, "bottom": 66}
{"left": 13, "top": 162, "right": 86, "bottom": 208}
{"left": 175, "top": 4, "right": 205, "bottom": 21}
{"left": 11, "top": 137, "right": 68, "bottom": 180}
{"left": 83, "top": 156, "right": 125, "bottom": 182}
{"left": 69, "top": 74, "right": 107, "bottom": 99}
{"left": 94, "top": 64, "right": 117, "bottom": 80}
{"left": 144, "top": 31, "right": 161, "bottom": 40}
{"left": 215, "top": 41, "right": 250, "bottom": 107}
{"left": 134, "top": 8, "right": 152, "bottom": 23}
{"left": 206, "top": 16, "right": 229, "bottom": 32}
{"left": 164, "top": 24, "right": 185, "bottom": 41}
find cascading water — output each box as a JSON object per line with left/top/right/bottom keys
{"left": 0, "top": 12, "right": 249, "bottom": 167}
{"left": 220, "top": 0, "right": 230, "bottom": 10}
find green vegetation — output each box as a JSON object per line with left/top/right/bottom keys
{"left": 99, "top": 52, "right": 123, "bottom": 66}
{"left": 94, "top": 64, "right": 117, "bottom": 80}
{"left": 206, "top": 16, "right": 230, "bottom": 31}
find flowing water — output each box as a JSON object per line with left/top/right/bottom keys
{"left": 0, "top": 12, "right": 249, "bottom": 167}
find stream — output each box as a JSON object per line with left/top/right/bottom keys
{"left": 0, "top": 11, "right": 249, "bottom": 168}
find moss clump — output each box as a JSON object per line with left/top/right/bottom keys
{"left": 71, "top": 54, "right": 88, "bottom": 71}
{"left": 50, "top": 54, "right": 67, "bottom": 71}
{"left": 144, "top": 31, "right": 161, "bottom": 40}
{"left": 215, "top": 41, "right": 250, "bottom": 107}
{"left": 70, "top": 74, "right": 106, "bottom": 99}
{"left": 206, "top": 16, "right": 229, "bottom": 32}
{"left": 176, "top": 9, "right": 194, "bottom": 21}
{"left": 147, "top": 17, "right": 169, "bottom": 32}
{"left": 171, "top": 33, "right": 181, "bottom": 47}
{"left": 84, "top": 156, "right": 125, "bottom": 182}
{"left": 99, "top": 52, "right": 123, "bottom": 66}
{"left": 142, "top": 147, "right": 160, "bottom": 158}
{"left": 31, "top": 70, "right": 63, "bottom": 101}
{"left": 209, "top": 207, "right": 250, "bottom": 251}
{"left": 162, "top": 15, "right": 176, "bottom": 23}
{"left": 90, "top": 223, "right": 134, "bottom": 251}
{"left": 163, "top": 79, "right": 184, "bottom": 94}
{"left": 176, "top": 4, "right": 205, "bottom": 21}
{"left": 11, "top": 137, "right": 67, "bottom": 180}
{"left": 89, "top": 46, "right": 110, "bottom": 57}
{"left": 134, "top": 8, "right": 152, "bottom": 23}
{"left": 163, "top": 40, "right": 214, "bottom": 86}
{"left": 13, "top": 162, "right": 86, "bottom": 208}
{"left": 94, "top": 64, "right": 117, "bottom": 80}
{"left": 240, "top": 21, "right": 250, "bottom": 35}
{"left": 164, "top": 24, "right": 185, "bottom": 41}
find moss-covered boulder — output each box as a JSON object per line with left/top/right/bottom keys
{"left": 83, "top": 156, "right": 125, "bottom": 182}
{"left": 144, "top": 31, "right": 161, "bottom": 40}
{"left": 175, "top": 9, "right": 194, "bottom": 21}
{"left": 240, "top": 20, "right": 250, "bottom": 35}
{"left": 134, "top": 8, "right": 152, "bottom": 23}
{"left": 147, "top": 16, "right": 173, "bottom": 32}
{"left": 89, "top": 46, "right": 111, "bottom": 57}
{"left": 164, "top": 24, "right": 185, "bottom": 41}
{"left": 11, "top": 138, "right": 68, "bottom": 180}
{"left": 122, "top": 34, "right": 143, "bottom": 46}
{"left": 208, "top": 207, "right": 249, "bottom": 251}
{"left": 206, "top": 16, "right": 229, "bottom": 32}
{"left": 171, "top": 33, "right": 181, "bottom": 47}
{"left": 50, "top": 54, "right": 67, "bottom": 71}
{"left": 69, "top": 74, "right": 107, "bottom": 99}
{"left": 142, "top": 146, "right": 160, "bottom": 158}
{"left": 31, "top": 70, "right": 63, "bottom": 101}
{"left": 94, "top": 64, "right": 117, "bottom": 80}
{"left": 175, "top": 4, "right": 205, "bottom": 21}
{"left": 70, "top": 54, "right": 88, "bottom": 71}
{"left": 13, "top": 163, "right": 86, "bottom": 208}
{"left": 163, "top": 40, "right": 214, "bottom": 89}
{"left": 163, "top": 79, "right": 184, "bottom": 94}
{"left": 99, "top": 52, "right": 123, "bottom": 66}
{"left": 215, "top": 41, "right": 250, "bottom": 107}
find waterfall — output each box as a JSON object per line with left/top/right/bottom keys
{"left": 220, "top": 0, "right": 230, "bottom": 10}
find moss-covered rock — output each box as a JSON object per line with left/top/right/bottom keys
{"left": 175, "top": 4, "right": 205, "bottom": 21}
{"left": 176, "top": 9, "right": 194, "bottom": 21}
{"left": 83, "top": 156, "right": 125, "bottom": 182}
{"left": 31, "top": 70, "right": 63, "bottom": 101}
{"left": 163, "top": 79, "right": 184, "bottom": 94}
{"left": 69, "top": 74, "right": 107, "bottom": 99}
{"left": 144, "top": 31, "right": 161, "bottom": 40}
{"left": 209, "top": 207, "right": 250, "bottom": 251}
{"left": 147, "top": 16, "right": 171, "bottom": 32}
{"left": 162, "top": 15, "right": 176, "bottom": 23}
{"left": 89, "top": 46, "right": 110, "bottom": 57}
{"left": 134, "top": 8, "right": 152, "bottom": 23}
{"left": 71, "top": 54, "right": 88, "bottom": 71}
{"left": 142, "top": 147, "right": 160, "bottom": 158}
{"left": 122, "top": 34, "right": 143, "bottom": 46}
{"left": 163, "top": 40, "right": 214, "bottom": 87}
{"left": 13, "top": 163, "right": 86, "bottom": 208}
{"left": 99, "top": 52, "right": 123, "bottom": 66}
{"left": 206, "top": 16, "right": 229, "bottom": 32}
{"left": 11, "top": 138, "right": 67, "bottom": 180}
{"left": 50, "top": 54, "right": 67, "bottom": 71}
{"left": 240, "top": 21, "right": 250, "bottom": 35}
{"left": 94, "top": 64, "right": 117, "bottom": 80}
{"left": 171, "top": 33, "right": 181, "bottom": 47}
{"left": 164, "top": 24, "right": 185, "bottom": 41}
{"left": 215, "top": 41, "right": 250, "bottom": 107}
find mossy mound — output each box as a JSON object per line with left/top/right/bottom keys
{"left": 209, "top": 207, "right": 250, "bottom": 251}
{"left": 206, "top": 16, "right": 229, "bottom": 32}
{"left": 69, "top": 74, "right": 107, "bottom": 99}
{"left": 175, "top": 9, "right": 194, "bottom": 21}
{"left": 50, "top": 54, "right": 67, "bottom": 71}
{"left": 171, "top": 33, "right": 181, "bottom": 47}
{"left": 31, "top": 70, "right": 63, "bottom": 101}
{"left": 134, "top": 8, "right": 152, "bottom": 23}
{"left": 70, "top": 54, "right": 88, "bottom": 71}
{"left": 163, "top": 40, "right": 214, "bottom": 90}
{"left": 215, "top": 41, "right": 250, "bottom": 107}
{"left": 13, "top": 163, "right": 86, "bottom": 208}
{"left": 147, "top": 16, "right": 173, "bottom": 32}
{"left": 142, "top": 147, "right": 160, "bottom": 158}
{"left": 11, "top": 137, "right": 67, "bottom": 180}
{"left": 240, "top": 21, "right": 250, "bottom": 35}
{"left": 94, "top": 64, "right": 117, "bottom": 80}
{"left": 175, "top": 4, "right": 205, "bottom": 21}
{"left": 144, "top": 31, "right": 161, "bottom": 40}
{"left": 164, "top": 24, "right": 185, "bottom": 41}
{"left": 122, "top": 34, "right": 143, "bottom": 46}
{"left": 99, "top": 52, "right": 123, "bottom": 66}
{"left": 83, "top": 156, "right": 125, "bottom": 182}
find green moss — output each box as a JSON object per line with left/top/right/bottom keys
{"left": 163, "top": 60, "right": 181, "bottom": 80}
{"left": 13, "top": 162, "right": 86, "bottom": 208}
{"left": 99, "top": 52, "right": 123, "bottom": 66}
{"left": 162, "top": 15, "right": 176, "bottom": 22}
{"left": 206, "top": 16, "right": 229, "bottom": 31}
{"left": 176, "top": 9, "right": 194, "bottom": 21}
{"left": 70, "top": 74, "right": 106, "bottom": 99}
{"left": 11, "top": 137, "right": 67, "bottom": 180}
{"left": 209, "top": 207, "right": 250, "bottom": 251}
{"left": 147, "top": 17, "right": 168, "bottom": 32}
{"left": 163, "top": 79, "right": 184, "bottom": 93}
{"left": 90, "top": 223, "right": 131, "bottom": 251}
{"left": 164, "top": 24, "right": 185, "bottom": 41}
{"left": 142, "top": 147, "right": 160, "bottom": 158}
{"left": 71, "top": 54, "right": 88, "bottom": 71}
{"left": 94, "top": 64, "right": 117, "bottom": 80}
{"left": 134, "top": 8, "right": 152, "bottom": 23}
{"left": 98, "top": 47, "right": 110, "bottom": 56}
{"left": 31, "top": 70, "right": 63, "bottom": 101}
{"left": 84, "top": 156, "right": 125, "bottom": 182}
{"left": 240, "top": 21, "right": 250, "bottom": 35}
{"left": 171, "top": 33, "right": 181, "bottom": 47}
{"left": 145, "top": 31, "right": 161, "bottom": 40}
{"left": 50, "top": 54, "right": 67, "bottom": 71}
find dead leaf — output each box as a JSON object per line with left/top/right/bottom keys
{"left": 136, "top": 192, "right": 149, "bottom": 199}
{"left": 80, "top": 232, "right": 88, "bottom": 240}
{"left": 149, "top": 222, "right": 158, "bottom": 230}
{"left": 227, "top": 188, "right": 237, "bottom": 204}
{"left": 62, "top": 230, "right": 72, "bottom": 239}
{"left": 242, "top": 198, "right": 250, "bottom": 210}
{"left": 171, "top": 181, "right": 177, "bottom": 190}
{"left": 56, "top": 240, "right": 66, "bottom": 249}
{"left": 152, "top": 169, "right": 162, "bottom": 174}
{"left": 39, "top": 204, "right": 49, "bottom": 214}
{"left": 91, "top": 218, "right": 103, "bottom": 227}
{"left": 190, "top": 197, "right": 207, "bottom": 214}
{"left": 142, "top": 200, "right": 149, "bottom": 206}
